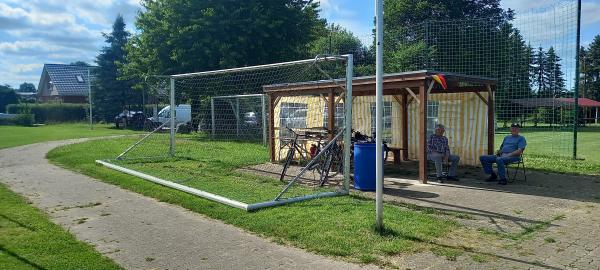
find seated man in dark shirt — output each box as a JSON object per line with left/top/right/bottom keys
{"left": 479, "top": 123, "right": 527, "bottom": 185}
{"left": 427, "top": 124, "right": 460, "bottom": 182}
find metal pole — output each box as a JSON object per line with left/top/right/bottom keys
{"left": 88, "top": 68, "right": 93, "bottom": 130}
{"left": 573, "top": 0, "right": 581, "bottom": 159}
{"left": 169, "top": 77, "right": 175, "bottom": 156}
{"left": 343, "top": 54, "right": 353, "bottom": 193}
{"left": 375, "top": 0, "right": 384, "bottom": 232}
{"left": 261, "top": 94, "right": 267, "bottom": 145}
{"left": 236, "top": 98, "right": 240, "bottom": 138}
{"left": 211, "top": 98, "right": 216, "bottom": 138}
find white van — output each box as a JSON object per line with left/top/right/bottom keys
{"left": 152, "top": 104, "right": 192, "bottom": 126}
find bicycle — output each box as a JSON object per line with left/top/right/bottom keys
{"left": 278, "top": 127, "right": 328, "bottom": 182}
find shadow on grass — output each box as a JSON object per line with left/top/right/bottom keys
{"left": 0, "top": 213, "right": 37, "bottom": 231}
{"left": 368, "top": 221, "right": 564, "bottom": 269}
{"left": 0, "top": 245, "right": 47, "bottom": 270}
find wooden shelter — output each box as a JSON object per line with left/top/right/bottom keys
{"left": 264, "top": 70, "right": 497, "bottom": 183}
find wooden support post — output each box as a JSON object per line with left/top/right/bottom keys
{"left": 328, "top": 90, "right": 335, "bottom": 139}
{"left": 475, "top": 92, "right": 488, "bottom": 105}
{"left": 269, "top": 94, "right": 276, "bottom": 162}
{"left": 405, "top": 87, "right": 419, "bottom": 105}
{"left": 487, "top": 85, "right": 495, "bottom": 155}
{"left": 418, "top": 83, "right": 428, "bottom": 183}
{"left": 401, "top": 92, "right": 409, "bottom": 161}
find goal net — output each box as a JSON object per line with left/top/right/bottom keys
{"left": 97, "top": 55, "right": 353, "bottom": 211}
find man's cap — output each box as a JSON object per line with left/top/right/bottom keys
{"left": 435, "top": 124, "right": 445, "bottom": 129}
{"left": 510, "top": 123, "right": 521, "bottom": 128}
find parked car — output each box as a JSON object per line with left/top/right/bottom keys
{"left": 243, "top": 112, "right": 259, "bottom": 127}
{"left": 145, "top": 104, "right": 194, "bottom": 132}
{"left": 114, "top": 110, "right": 144, "bottom": 129}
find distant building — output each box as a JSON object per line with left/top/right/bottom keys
{"left": 16, "top": 92, "right": 37, "bottom": 102}
{"left": 37, "top": 64, "right": 94, "bottom": 103}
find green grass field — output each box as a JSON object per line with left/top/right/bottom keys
{"left": 495, "top": 126, "right": 600, "bottom": 175}
{"left": 2, "top": 123, "right": 596, "bottom": 267}
{"left": 48, "top": 138, "right": 457, "bottom": 266}
{"left": 0, "top": 123, "right": 137, "bottom": 150}
{"left": 0, "top": 184, "right": 122, "bottom": 270}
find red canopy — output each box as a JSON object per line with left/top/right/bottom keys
{"left": 557, "top": 98, "right": 600, "bottom": 107}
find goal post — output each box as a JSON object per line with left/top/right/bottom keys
{"left": 210, "top": 94, "right": 267, "bottom": 142}
{"left": 96, "top": 54, "right": 353, "bottom": 211}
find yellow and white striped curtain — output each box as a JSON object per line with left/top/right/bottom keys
{"left": 273, "top": 92, "right": 489, "bottom": 165}
{"left": 406, "top": 92, "right": 489, "bottom": 165}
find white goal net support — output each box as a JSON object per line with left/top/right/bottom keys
{"left": 97, "top": 55, "right": 353, "bottom": 211}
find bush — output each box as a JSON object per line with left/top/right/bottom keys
{"left": 0, "top": 114, "right": 34, "bottom": 126}
{"left": 7, "top": 103, "right": 87, "bottom": 123}
{"left": 13, "top": 114, "right": 35, "bottom": 126}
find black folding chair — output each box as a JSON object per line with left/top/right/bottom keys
{"left": 506, "top": 154, "right": 527, "bottom": 183}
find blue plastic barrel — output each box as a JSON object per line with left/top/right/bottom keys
{"left": 353, "top": 143, "right": 384, "bottom": 191}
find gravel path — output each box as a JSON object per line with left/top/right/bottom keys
{"left": 0, "top": 140, "right": 375, "bottom": 270}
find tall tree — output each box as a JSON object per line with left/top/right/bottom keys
{"left": 309, "top": 24, "right": 374, "bottom": 76}
{"left": 70, "top": 61, "right": 90, "bottom": 66}
{"left": 383, "top": 0, "right": 539, "bottom": 125}
{"left": 18, "top": 82, "right": 36, "bottom": 93}
{"left": 544, "top": 47, "right": 566, "bottom": 97}
{"left": 121, "top": 0, "right": 326, "bottom": 83}
{"left": 531, "top": 47, "right": 547, "bottom": 96}
{"left": 310, "top": 24, "right": 364, "bottom": 59}
{"left": 584, "top": 35, "right": 600, "bottom": 101}
{"left": 0, "top": 85, "right": 18, "bottom": 113}
{"left": 93, "top": 14, "right": 137, "bottom": 122}
{"left": 383, "top": 0, "right": 513, "bottom": 72}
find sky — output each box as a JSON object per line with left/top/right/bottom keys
{"left": 0, "top": 0, "right": 599, "bottom": 89}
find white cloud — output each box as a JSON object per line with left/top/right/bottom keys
{"left": 0, "top": 0, "right": 141, "bottom": 87}
{"left": 582, "top": 1, "right": 600, "bottom": 25}
{"left": 501, "top": 0, "right": 557, "bottom": 12}
{"left": 15, "top": 63, "right": 43, "bottom": 73}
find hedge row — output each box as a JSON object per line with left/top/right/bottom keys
{"left": 7, "top": 104, "right": 87, "bottom": 123}
{"left": 0, "top": 114, "right": 35, "bottom": 126}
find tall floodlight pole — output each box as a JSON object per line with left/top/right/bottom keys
{"left": 375, "top": 0, "right": 384, "bottom": 232}
{"left": 88, "top": 68, "right": 93, "bottom": 130}
{"left": 573, "top": 0, "right": 581, "bottom": 159}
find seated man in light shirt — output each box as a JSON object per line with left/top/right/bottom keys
{"left": 427, "top": 124, "right": 460, "bottom": 182}
{"left": 479, "top": 123, "right": 527, "bottom": 185}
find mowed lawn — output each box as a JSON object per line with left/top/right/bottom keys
{"left": 495, "top": 126, "right": 600, "bottom": 175}
{"left": 0, "top": 123, "right": 137, "bottom": 150}
{"left": 48, "top": 138, "right": 459, "bottom": 266}
{"left": 0, "top": 123, "right": 135, "bottom": 269}
{"left": 0, "top": 184, "right": 121, "bottom": 270}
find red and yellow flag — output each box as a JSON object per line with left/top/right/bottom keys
{"left": 432, "top": 74, "right": 447, "bottom": 90}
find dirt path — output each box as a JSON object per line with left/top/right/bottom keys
{"left": 0, "top": 140, "right": 375, "bottom": 270}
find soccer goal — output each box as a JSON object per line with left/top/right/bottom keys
{"left": 97, "top": 55, "right": 353, "bottom": 211}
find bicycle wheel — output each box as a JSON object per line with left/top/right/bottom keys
{"left": 279, "top": 146, "right": 296, "bottom": 182}
{"left": 325, "top": 145, "right": 344, "bottom": 177}
{"left": 318, "top": 152, "right": 334, "bottom": 186}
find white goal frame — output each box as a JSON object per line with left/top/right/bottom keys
{"left": 96, "top": 54, "right": 353, "bottom": 211}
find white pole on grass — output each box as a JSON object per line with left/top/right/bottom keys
{"left": 211, "top": 97, "right": 216, "bottom": 138}
{"left": 375, "top": 0, "right": 384, "bottom": 232}
{"left": 262, "top": 94, "right": 267, "bottom": 145}
{"left": 343, "top": 54, "right": 353, "bottom": 193}
{"left": 169, "top": 77, "right": 175, "bottom": 156}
